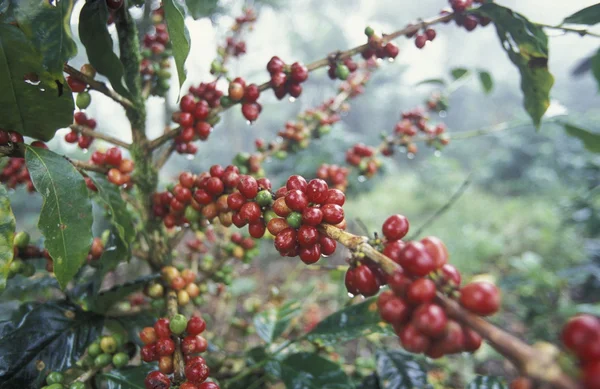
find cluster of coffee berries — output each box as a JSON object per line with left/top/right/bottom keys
{"left": 316, "top": 164, "right": 349, "bottom": 191}
{"left": 226, "top": 174, "right": 273, "bottom": 234}
{"left": 140, "top": 8, "right": 173, "bottom": 97}
{"left": 327, "top": 57, "right": 358, "bottom": 81}
{"left": 161, "top": 266, "right": 201, "bottom": 306}
{"left": 0, "top": 133, "right": 46, "bottom": 192}
{"left": 345, "top": 214, "right": 500, "bottom": 358}
{"left": 383, "top": 108, "right": 449, "bottom": 156}
{"left": 266, "top": 57, "right": 309, "bottom": 100}
{"left": 222, "top": 232, "right": 259, "bottom": 264}
{"left": 410, "top": 27, "right": 438, "bottom": 49}
{"left": 230, "top": 152, "right": 264, "bottom": 176}
{"left": 345, "top": 143, "right": 381, "bottom": 177}
{"left": 266, "top": 175, "right": 343, "bottom": 263}
{"left": 41, "top": 371, "right": 85, "bottom": 389}
{"left": 561, "top": 314, "right": 600, "bottom": 389}
{"left": 7, "top": 232, "right": 37, "bottom": 279}
{"left": 362, "top": 26, "right": 400, "bottom": 61}
{"left": 221, "top": 77, "right": 261, "bottom": 123}
{"left": 89, "top": 147, "right": 134, "bottom": 186}
{"left": 141, "top": 315, "right": 219, "bottom": 389}
{"left": 210, "top": 8, "right": 256, "bottom": 77}
{"left": 78, "top": 333, "right": 130, "bottom": 373}
{"left": 64, "top": 112, "right": 97, "bottom": 149}
{"left": 444, "top": 0, "right": 491, "bottom": 32}
{"left": 171, "top": 82, "right": 223, "bottom": 155}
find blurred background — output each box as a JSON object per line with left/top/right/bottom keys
{"left": 5, "top": 0, "right": 600, "bottom": 386}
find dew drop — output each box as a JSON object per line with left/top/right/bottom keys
{"left": 357, "top": 175, "right": 366, "bottom": 183}
{"left": 186, "top": 154, "right": 195, "bottom": 160}
{"left": 347, "top": 292, "right": 355, "bottom": 298}
{"left": 439, "top": 110, "right": 447, "bottom": 118}
{"left": 434, "top": 150, "right": 441, "bottom": 157}
{"left": 288, "top": 97, "right": 296, "bottom": 103}
{"left": 246, "top": 120, "right": 253, "bottom": 126}
{"left": 387, "top": 58, "right": 395, "bottom": 63}
{"left": 407, "top": 153, "right": 415, "bottom": 160}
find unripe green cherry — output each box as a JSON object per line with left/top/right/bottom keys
{"left": 21, "top": 263, "right": 35, "bottom": 277}
{"left": 69, "top": 382, "right": 86, "bottom": 389}
{"left": 112, "top": 352, "right": 129, "bottom": 368}
{"left": 8, "top": 260, "right": 23, "bottom": 277}
{"left": 169, "top": 313, "right": 188, "bottom": 335}
{"left": 335, "top": 64, "right": 350, "bottom": 80}
{"left": 94, "top": 353, "right": 112, "bottom": 368}
{"left": 13, "top": 231, "right": 30, "bottom": 248}
{"left": 157, "top": 69, "right": 171, "bottom": 80}
{"left": 76, "top": 91, "right": 91, "bottom": 109}
{"left": 263, "top": 209, "right": 277, "bottom": 224}
{"left": 151, "top": 299, "right": 165, "bottom": 310}
{"left": 256, "top": 190, "right": 273, "bottom": 207}
{"left": 158, "top": 78, "right": 170, "bottom": 90}
{"left": 45, "top": 384, "right": 65, "bottom": 389}
{"left": 274, "top": 150, "right": 288, "bottom": 160}
{"left": 147, "top": 283, "right": 164, "bottom": 298}
{"left": 101, "top": 229, "right": 111, "bottom": 245}
{"left": 46, "top": 372, "right": 64, "bottom": 384}
{"left": 318, "top": 125, "right": 332, "bottom": 136}
{"left": 364, "top": 26, "right": 375, "bottom": 36}
{"left": 87, "top": 342, "right": 102, "bottom": 357}
{"left": 184, "top": 206, "right": 201, "bottom": 222}
{"left": 100, "top": 336, "right": 117, "bottom": 354}
{"left": 220, "top": 96, "right": 233, "bottom": 107}
{"left": 286, "top": 212, "right": 303, "bottom": 229}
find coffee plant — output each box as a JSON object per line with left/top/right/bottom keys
{"left": 0, "top": 1, "right": 599, "bottom": 388}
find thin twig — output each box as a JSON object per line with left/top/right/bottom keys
{"left": 166, "top": 290, "right": 185, "bottom": 383}
{"left": 407, "top": 173, "right": 472, "bottom": 240}
{"left": 70, "top": 159, "right": 109, "bottom": 174}
{"left": 70, "top": 125, "right": 131, "bottom": 149}
{"left": 63, "top": 64, "right": 135, "bottom": 109}
{"left": 536, "top": 22, "right": 600, "bottom": 38}
{"left": 156, "top": 142, "right": 177, "bottom": 170}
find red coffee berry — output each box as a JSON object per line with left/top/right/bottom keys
{"left": 105, "top": 147, "right": 123, "bottom": 167}
{"left": 441, "top": 264, "right": 461, "bottom": 286}
{"left": 244, "top": 84, "right": 260, "bottom": 103}
{"left": 67, "top": 76, "right": 87, "bottom": 93}
{"left": 297, "top": 225, "right": 319, "bottom": 247}
{"left": 267, "top": 56, "right": 285, "bottom": 74}
{"left": 379, "top": 296, "right": 411, "bottom": 325}
{"left": 460, "top": 282, "right": 501, "bottom": 316}
{"left": 156, "top": 338, "right": 176, "bottom": 356}
{"left": 299, "top": 244, "right": 321, "bottom": 264}
{"left": 561, "top": 314, "right": 600, "bottom": 353}
{"left": 187, "top": 316, "right": 207, "bottom": 335}
{"left": 274, "top": 228, "right": 297, "bottom": 252}
{"left": 450, "top": 0, "right": 473, "bottom": 13}
{"left": 415, "top": 34, "right": 427, "bottom": 49}
{"left": 463, "top": 327, "right": 483, "bottom": 352}
{"left": 321, "top": 204, "right": 344, "bottom": 224}
{"left": 185, "top": 361, "right": 210, "bottom": 384}
{"left": 270, "top": 72, "right": 287, "bottom": 88}
{"left": 306, "top": 179, "right": 329, "bottom": 204}
{"left": 425, "top": 28, "right": 436, "bottom": 41}
{"left": 141, "top": 344, "right": 158, "bottom": 362}
{"left": 205, "top": 177, "right": 224, "bottom": 196}
{"left": 398, "top": 242, "right": 436, "bottom": 277}
{"left": 406, "top": 278, "right": 437, "bottom": 304}
{"left": 286, "top": 175, "right": 308, "bottom": 191}
{"left": 249, "top": 221, "right": 266, "bottom": 238}
{"left": 267, "top": 218, "right": 289, "bottom": 236}
{"left": 399, "top": 323, "right": 430, "bottom": 353}
{"left": 382, "top": 214, "right": 409, "bottom": 241}
{"left": 195, "top": 122, "right": 212, "bottom": 140}
{"left": 420, "top": 236, "right": 448, "bottom": 269}
{"left": 344, "top": 267, "right": 360, "bottom": 295}
{"left": 173, "top": 185, "right": 192, "bottom": 203}
{"left": 140, "top": 327, "right": 158, "bottom": 345}
{"left": 106, "top": 0, "right": 124, "bottom": 10}
{"left": 353, "top": 265, "right": 379, "bottom": 297}
{"left": 242, "top": 103, "right": 260, "bottom": 122}
{"left": 198, "top": 383, "right": 220, "bottom": 389}
{"left": 288, "top": 83, "right": 302, "bottom": 98}
{"left": 180, "top": 382, "right": 198, "bottom": 389}
{"left": 290, "top": 62, "right": 308, "bottom": 83}
{"left": 326, "top": 188, "right": 345, "bottom": 206}
{"left": 145, "top": 371, "right": 171, "bottom": 389}
{"left": 387, "top": 268, "right": 412, "bottom": 296}
{"left": 412, "top": 303, "right": 448, "bottom": 337}
{"left": 239, "top": 201, "right": 261, "bottom": 223}
{"left": 181, "top": 335, "right": 197, "bottom": 354}
{"left": 302, "top": 207, "right": 323, "bottom": 226}
{"left": 238, "top": 175, "right": 258, "bottom": 199}
{"left": 319, "top": 235, "right": 336, "bottom": 255}
{"left": 154, "top": 318, "right": 171, "bottom": 338}
{"left": 583, "top": 360, "right": 600, "bottom": 389}
{"left": 180, "top": 172, "right": 195, "bottom": 188}
{"left": 285, "top": 189, "right": 309, "bottom": 212}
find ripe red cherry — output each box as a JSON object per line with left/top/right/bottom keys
{"left": 104, "top": 147, "right": 123, "bottom": 167}
{"left": 285, "top": 189, "right": 309, "bottom": 212}
{"left": 173, "top": 185, "right": 192, "bottom": 203}
{"left": 450, "top": 0, "right": 473, "bottom": 12}
{"left": 421, "top": 236, "right": 448, "bottom": 269}
{"left": 353, "top": 265, "right": 379, "bottom": 297}
{"left": 239, "top": 201, "right": 262, "bottom": 223}
{"left": 302, "top": 207, "right": 323, "bottom": 226}
{"left": 290, "top": 62, "right": 308, "bottom": 83}
{"left": 244, "top": 84, "right": 260, "bottom": 103}
{"left": 187, "top": 316, "right": 207, "bottom": 335}
{"left": 156, "top": 338, "right": 176, "bottom": 356}
{"left": 205, "top": 177, "right": 224, "bottom": 196}
{"left": 198, "top": 382, "right": 220, "bottom": 389}
{"left": 463, "top": 327, "right": 482, "bottom": 352}
{"left": 195, "top": 121, "right": 212, "bottom": 140}
{"left": 441, "top": 264, "right": 461, "bottom": 286}
{"left": 382, "top": 214, "right": 409, "bottom": 240}
{"left": 412, "top": 303, "right": 447, "bottom": 337}
{"left": 399, "top": 323, "right": 430, "bottom": 353}
{"left": 288, "top": 83, "right": 302, "bottom": 98}
{"left": 561, "top": 314, "right": 600, "bottom": 353}
{"left": 427, "top": 320, "right": 464, "bottom": 356}
{"left": 406, "top": 278, "right": 437, "bottom": 304}
{"left": 267, "top": 56, "right": 285, "bottom": 74}
{"left": 249, "top": 221, "right": 266, "bottom": 238}
{"left": 179, "top": 172, "right": 195, "bottom": 188}
{"left": 141, "top": 344, "right": 158, "bottom": 362}
{"left": 583, "top": 360, "right": 600, "bottom": 389}
{"left": 209, "top": 164, "right": 224, "bottom": 178}
{"left": 299, "top": 244, "right": 321, "bottom": 264}
{"left": 379, "top": 296, "right": 411, "bottom": 325}
{"left": 415, "top": 34, "right": 427, "bottom": 49}
{"left": 270, "top": 72, "right": 287, "bottom": 88}
{"left": 383, "top": 240, "right": 406, "bottom": 264}
{"left": 398, "top": 242, "right": 435, "bottom": 276}
{"left": 305, "top": 179, "right": 329, "bottom": 204}
{"left": 106, "top": 0, "right": 124, "bottom": 10}
{"left": 242, "top": 103, "right": 260, "bottom": 122}
{"left": 425, "top": 28, "right": 437, "bottom": 41}
{"left": 297, "top": 225, "right": 319, "bottom": 247}
{"left": 238, "top": 175, "right": 258, "bottom": 199}
{"left": 67, "top": 76, "right": 87, "bottom": 93}
{"left": 459, "top": 282, "right": 501, "bottom": 316}
{"left": 145, "top": 371, "right": 171, "bottom": 389}
{"left": 387, "top": 268, "right": 412, "bottom": 296}
{"left": 180, "top": 95, "right": 196, "bottom": 113}
{"left": 154, "top": 318, "right": 171, "bottom": 338}
{"left": 274, "top": 228, "right": 297, "bottom": 252}
{"left": 139, "top": 327, "right": 157, "bottom": 345}
{"left": 325, "top": 189, "right": 345, "bottom": 206}
{"left": 319, "top": 235, "right": 336, "bottom": 255}
{"left": 286, "top": 175, "right": 308, "bottom": 191}
{"left": 321, "top": 204, "right": 344, "bottom": 224}
{"left": 185, "top": 361, "right": 210, "bottom": 384}
{"left": 180, "top": 383, "right": 198, "bottom": 389}
{"left": 344, "top": 268, "right": 360, "bottom": 295}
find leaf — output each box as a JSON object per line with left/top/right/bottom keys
{"left": 415, "top": 78, "right": 446, "bottom": 87}
{"left": 450, "top": 67, "right": 469, "bottom": 80}
{"left": 358, "top": 374, "right": 381, "bottom": 389}
{"left": 86, "top": 274, "right": 159, "bottom": 314}
{"left": 279, "top": 352, "right": 354, "bottom": 389}
{"left": 562, "top": 123, "right": 600, "bottom": 153}
{"left": 13, "top": 0, "right": 77, "bottom": 78}
{"left": 563, "top": 4, "right": 600, "bottom": 25}
{"left": 0, "top": 24, "right": 74, "bottom": 140}
{"left": 478, "top": 70, "right": 494, "bottom": 93}
{"left": 591, "top": 48, "right": 600, "bottom": 91}
{"left": 253, "top": 300, "right": 301, "bottom": 343}
{"left": 375, "top": 349, "right": 430, "bottom": 389}
{"left": 477, "top": 3, "right": 554, "bottom": 128}
{"left": 1, "top": 276, "right": 58, "bottom": 300}
{"left": 185, "top": 0, "right": 219, "bottom": 19}
{"left": 0, "top": 301, "right": 103, "bottom": 389}
{"left": 164, "top": 0, "right": 190, "bottom": 90}
{"left": 97, "top": 365, "right": 157, "bottom": 389}
{"left": 88, "top": 172, "right": 135, "bottom": 251}
{"left": 0, "top": 184, "right": 15, "bottom": 294}
{"left": 306, "top": 298, "right": 391, "bottom": 345}
{"left": 467, "top": 376, "right": 508, "bottom": 389}
{"left": 78, "top": 0, "right": 130, "bottom": 98}
{"left": 25, "top": 146, "right": 93, "bottom": 288}
{"left": 115, "top": 311, "right": 156, "bottom": 347}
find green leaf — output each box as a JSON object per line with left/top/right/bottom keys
{"left": 253, "top": 300, "right": 301, "bottom": 343}
{"left": 0, "top": 24, "right": 74, "bottom": 140}
{"left": 13, "top": 0, "right": 77, "bottom": 78}
{"left": 88, "top": 172, "right": 135, "bottom": 251}
{"left": 562, "top": 122, "right": 600, "bottom": 153}
{"left": 358, "top": 374, "right": 381, "bottom": 389}
{"left": 306, "top": 298, "right": 391, "bottom": 345}
{"left": 450, "top": 67, "right": 469, "bottom": 80}
{"left": 591, "top": 47, "right": 600, "bottom": 91}
{"left": 415, "top": 78, "right": 446, "bottom": 87}
{"left": 78, "top": 0, "right": 130, "bottom": 98}
{"left": 478, "top": 70, "right": 494, "bottom": 94}
{"left": 185, "top": 0, "right": 219, "bottom": 19}
{"left": 97, "top": 365, "right": 157, "bottom": 389}
{"left": 477, "top": 3, "right": 554, "bottom": 128}
{"left": 24, "top": 146, "right": 93, "bottom": 288}
{"left": 164, "top": 0, "right": 190, "bottom": 90}
{"left": 0, "top": 184, "right": 15, "bottom": 294}
{"left": 86, "top": 274, "right": 159, "bottom": 314}
{"left": 467, "top": 376, "right": 507, "bottom": 389}
{"left": 563, "top": 4, "right": 600, "bottom": 25}
{"left": 279, "top": 352, "right": 354, "bottom": 389}
{"left": 375, "top": 349, "right": 430, "bottom": 389}
{"left": 0, "top": 301, "right": 103, "bottom": 389}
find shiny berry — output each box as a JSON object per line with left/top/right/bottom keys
{"left": 412, "top": 303, "right": 447, "bottom": 337}
{"left": 321, "top": 204, "right": 344, "bottom": 224}
{"left": 460, "top": 282, "right": 501, "bottom": 316}
{"left": 144, "top": 371, "right": 170, "bottom": 389}
{"left": 382, "top": 214, "right": 409, "bottom": 240}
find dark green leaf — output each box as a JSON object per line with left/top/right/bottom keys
{"left": 79, "top": 0, "right": 130, "bottom": 98}
{"left": 185, "top": 0, "right": 219, "bottom": 19}
{"left": 115, "top": 311, "right": 156, "bottom": 347}
{"left": 0, "top": 24, "right": 74, "bottom": 140}
{"left": 477, "top": 3, "right": 554, "bottom": 128}
{"left": 0, "top": 184, "right": 15, "bottom": 294}
{"left": 562, "top": 123, "right": 600, "bottom": 153}
{"left": 306, "top": 298, "right": 391, "bottom": 345}
{"left": 478, "top": 70, "right": 494, "bottom": 93}
{"left": 88, "top": 172, "right": 135, "bottom": 251}
{"left": 467, "top": 376, "right": 507, "bottom": 389}
{"left": 1, "top": 276, "right": 58, "bottom": 300}
{"left": 0, "top": 301, "right": 103, "bottom": 389}
{"left": 97, "top": 365, "right": 157, "bottom": 389}
{"left": 85, "top": 274, "right": 159, "bottom": 314}
{"left": 415, "top": 78, "right": 446, "bottom": 87}
{"left": 563, "top": 4, "right": 600, "bottom": 25}
{"left": 375, "top": 349, "right": 429, "bottom": 389}
{"left": 253, "top": 300, "right": 301, "bottom": 343}
{"left": 358, "top": 374, "right": 381, "bottom": 389}
{"left": 591, "top": 47, "right": 600, "bottom": 91}
{"left": 14, "top": 0, "right": 77, "bottom": 77}
{"left": 279, "top": 352, "right": 354, "bottom": 389}
{"left": 164, "top": 0, "right": 190, "bottom": 90}
{"left": 450, "top": 67, "right": 469, "bottom": 80}
{"left": 25, "top": 146, "right": 93, "bottom": 288}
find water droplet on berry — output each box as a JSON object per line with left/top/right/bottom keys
{"left": 387, "top": 58, "right": 395, "bottom": 63}
{"left": 434, "top": 150, "right": 441, "bottom": 157}
{"left": 246, "top": 120, "right": 253, "bottom": 126}
{"left": 186, "top": 154, "right": 194, "bottom": 160}
{"left": 347, "top": 292, "right": 355, "bottom": 298}
{"left": 357, "top": 175, "right": 366, "bottom": 183}
{"left": 288, "top": 97, "right": 296, "bottom": 103}
{"left": 407, "top": 153, "right": 415, "bottom": 159}
{"left": 82, "top": 148, "right": 89, "bottom": 153}
{"left": 439, "top": 111, "right": 447, "bottom": 118}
